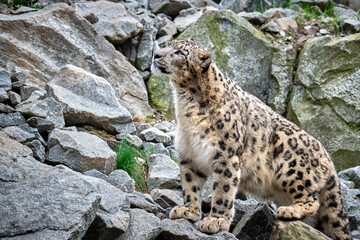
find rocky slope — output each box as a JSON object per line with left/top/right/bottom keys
{"left": 0, "top": 0, "right": 359, "bottom": 239}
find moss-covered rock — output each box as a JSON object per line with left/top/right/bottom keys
{"left": 287, "top": 34, "right": 360, "bottom": 171}
{"left": 179, "top": 10, "right": 274, "bottom": 103}
{"left": 147, "top": 74, "right": 175, "bottom": 119}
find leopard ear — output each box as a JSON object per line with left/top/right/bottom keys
{"left": 199, "top": 50, "right": 213, "bottom": 70}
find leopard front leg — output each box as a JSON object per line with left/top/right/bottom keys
{"left": 170, "top": 158, "right": 208, "bottom": 222}
{"left": 200, "top": 156, "right": 240, "bottom": 234}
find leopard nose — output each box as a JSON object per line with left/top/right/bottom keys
{"left": 154, "top": 53, "right": 161, "bottom": 59}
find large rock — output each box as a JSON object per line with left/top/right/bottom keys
{"left": 0, "top": 3, "right": 151, "bottom": 117}
{"left": 75, "top": 1, "right": 143, "bottom": 44}
{"left": 148, "top": 0, "right": 192, "bottom": 18}
{"left": 0, "top": 112, "right": 25, "bottom": 128}
{"left": 48, "top": 65, "right": 135, "bottom": 134}
{"left": 136, "top": 22, "right": 158, "bottom": 71}
{"left": 271, "top": 220, "right": 331, "bottom": 240}
{"left": 47, "top": 129, "right": 117, "bottom": 174}
{"left": 159, "top": 219, "right": 237, "bottom": 240}
{"left": 0, "top": 131, "right": 33, "bottom": 159}
{"left": 0, "top": 157, "right": 101, "bottom": 239}
{"left": 287, "top": 34, "right": 360, "bottom": 170}
{"left": 339, "top": 166, "right": 360, "bottom": 189}
{"left": 149, "top": 10, "right": 275, "bottom": 118}
{"left": 118, "top": 208, "right": 162, "bottom": 240}
{"left": 0, "top": 69, "right": 11, "bottom": 102}
{"left": 147, "top": 154, "right": 181, "bottom": 191}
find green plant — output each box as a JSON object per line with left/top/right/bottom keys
{"left": 145, "top": 114, "right": 153, "bottom": 123}
{"left": 116, "top": 139, "right": 148, "bottom": 192}
{"left": 323, "top": 0, "right": 336, "bottom": 18}
{"left": 2, "top": 0, "right": 44, "bottom": 9}
{"left": 299, "top": 3, "right": 322, "bottom": 21}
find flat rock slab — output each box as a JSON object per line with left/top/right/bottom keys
{"left": 47, "top": 129, "right": 116, "bottom": 174}
{"left": 48, "top": 64, "right": 135, "bottom": 134}
{"left": 149, "top": 0, "right": 192, "bottom": 18}
{"left": 0, "top": 157, "right": 101, "bottom": 239}
{"left": 0, "top": 131, "right": 33, "bottom": 159}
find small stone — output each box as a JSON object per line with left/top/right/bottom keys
{"left": 154, "top": 121, "right": 174, "bottom": 133}
{"left": 134, "top": 122, "right": 152, "bottom": 136}
{"left": 148, "top": 0, "right": 192, "bottom": 18}
{"left": 0, "top": 103, "right": 14, "bottom": 113}
{"left": 116, "top": 133, "right": 143, "bottom": 148}
{"left": 18, "top": 123, "right": 47, "bottom": 147}
{"left": 24, "top": 139, "right": 46, "bottom": 162}
{"left": 142, "top": 142, "right": 170, "bottom": 156}
{"left": 127, "top": 191, "right": 165, "bottom": 214}
{"left": 3, "top": 126, "right": 35, "bottom": 143}
{"left": 304, "top": 25, "right": 312, "bottom": 30}
{"left": 140, "top": 127, "right": 172, "bottom": 145}
{"left": 26, "top": 116, "right": 56, "bottom": 133}
{"left": 147, "top": 154, "right": 180, "bottom": 191}
{"left": 150, "top": 188, "right": 183, "bottom": 209}
{"left": 0, "top": 112, "right": 25, "bottom": 127}
{"left": 8, "top": 91, "right": 21, "bottom": 106}
{"left": 83, "top": 169, "right": 109, "bottom": 181}
{"left": 319, "top": 28, "right": 329, "bottom": 35}
{"left": 174, "top": 8, "right": 203, "bottom": 32}
{"left": 280, "top": 30, "right": 286, "bottom": 37}
{"left": 107, "top": 169, "right": 136, "bottom": 193}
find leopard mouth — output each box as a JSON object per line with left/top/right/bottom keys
{"left": 153, "top": 61, "right": 172, "bottom": 75}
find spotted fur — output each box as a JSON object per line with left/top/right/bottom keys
{"left": 151, "top": 39, "right": 352, "bottom": 240}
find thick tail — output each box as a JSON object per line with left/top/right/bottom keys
{"left": 317, "top": 174, "right": 352, "bottom": 240}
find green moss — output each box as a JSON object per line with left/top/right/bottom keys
{"left": 332, "top": 150, "right": 360, "bottom": 171}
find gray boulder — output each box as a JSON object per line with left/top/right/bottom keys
{"left": 0, "top": 131, "right": 33, "bottom": 159}
{"left": 287, "top": 34, "right": 360, "bottom": 170}
{"left": 3, "top": 126, "right": 35, "bottom": 143}
{"left": 159, "top": 219, "right": 237, "bottom": 239}
{"left": 0, "top": 157, "right": 101, "bottom": 239}
{"left": 0, "top": 103, "right": 14, "bottom": 113}
{"left": 339, "top": 166, "right": 360, "bottom": 189}
{"left": 26, "top": 116, "right": 56, "bottom": 133}
{"left": 16, "top": 97, "right": 65, "bottom": 129}
{"left": 232, "top": 203, "right": 274, "bottom": 239}
{"left": 150, "top": 188, "right": 184, "bottom": 209}
{"left": 148, "top": 0, "right": 192, "bottom": 18}
{"left": 75, "top": 1, "right": 143, "bottom": 44}
{"left": 0, "top": 112, "right": 25, "bottom": 128}
{"left": 127, "top": 191, "right": 165, "bottom": 214}
{"left": 118, "top": 209, "right": 162, "bottom": 240}
{"left": 24, "top": 139, "right": 46, "bottom": 162}
{"left": 107, "top": 169, "right": 136, "bottom": 193}
{"left": 341, "top": 183, "right": 360, "bottom": 232}
{"left": 0, "top": 69, "right": 11, "bottom": 102}
{"left": 48, "top": 64, "right": 135, "bottom": 134}
{"left": 8, "top": 91, "right": 21, "bottom": 106}
{"left": 140, "top": 127, "right": 172, "bottom": 145}
{"left": 47, "top": 129, "right": 117, "bottom": 174}
{"left": 147, "top": 154, "right": 181, "bottom": 191}
{"left": 136, "top": 22, "right": 158, "bottom": 71}
{"left": 231, "top": 199, "right": 258, "bottom": 230}
{"left": 0, "top": 3, "right": 151, "bottom": 117}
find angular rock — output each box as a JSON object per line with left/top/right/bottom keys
{"left": 274, "top": 17, "right": 298, "bottom": 33}
{"left": 82, "top": 175, "right": 130, "bottom": 240}
{"left": 232, "top": 203, "right": 274, "bottom": 239}
{"left": 291, "top": 0, "right": 329, "bottom": 6}
{"left": 18, "top": 123, "right": 47, "bottom": 147}
{"left": 334, "top": 6, "right": 358, "bottom": 20}
{"left": 116, "top": 133, "right": 143, "bottom": 148}
{"left": 150, "top": 188, "right": 183, "bottom": 209}
{"left": 0, "top": 3, "right": 151, "bottom": 117}
{"left": 159, "top": 219, "right": 237, "bottom": 240}
{"left": 148, "top": 0, "right": 192, "bottom": 18}
{"left": 142, "top": 142, "right": 170, "bottom": 156}
{"left": 8, "top": 91, "right": 21, "bottom": 106}
{"left": 3, "top": 126, "right": 35, "bottom": 143}
{"left": 231, "top": 199, "right": 258, "bottom": 230}
{"left": 154, "top": 121, "right": 175, "bottom": 133}
{"left": 84, "top": 169, "right": 108, "bottom": 181}
{"left": 174, "top": 8, "right": 203, "bottom": 32}
{"left": 48, "top": 65, "right": 135, "bottom": 134}
{"left": 140, "top": 127, "right": 172, "bottom": 145}
{"left": 75, "top": 1, "right": 143, "bottom": 44}
{"left": 263, "top": 7, "right": 288, "bottom": 19}
{"left": 147, "top": 154, "right": 181, "bottom": 191}
{"left": 0, "top": 157, "right": 101, "bottom": 239}
{"left": 0, "top": 103, "right": 14, "bottom": 113}
{"left": 268, "top": 44, "right": 297, "bottom": 114}
{"left": 20, "top": 84, "right": 46, "bottom": 102}
{"left": 263, "top": 19, "right": 283, "bottom": 33}
{"left": 136, "top": 23, "right": 158, "bottom": 71}
{"left": 47, "top": 129, "right": 117, "bottom": 174}
{"left": 220, "top": 0, "right": 248, "bottom": 13}
{"left": 287, "top": 34, "right": 360, "bottom": 170}
{"left": 179, "top": 10, "right": 274, "bottom": 103}
{"left": 24, "top": 139, "right": 46, "bottom": 162}
{"left": 127, "top": 191, "right": 165, "bottom": 214}
{"left": 339, "top": 166, "right": 360, "bottom": 189}
{"left": 107, "top": 169, "right": 136, "bottom": 193}
{"left": 118, "top": 209, "right": 161, "bottom": 240}
{"left": 0, "top": 112, "right": 25, "bottom": 128}
{"left": 16, "top": 97, "right": 65, "bottom": 129}
{"left": 0, "top": 131, "right": 33, "bottom": 159}
{"left": 238, "top": 11, "right": 266, "bottom": 24}
{"left": 271, "top": 220, "right": 331, "bottom": 240}
{"left": 341, "top": 18, "right": 360, "bottom": 32}
{"left": 341, "top": 183, "right": 360, "bottom": 232}
{"left": 0, "top": 69, "right": 11, "bottom": 102}
{"left": 26, "top": 116, "right": 56, "bottom": 133}
{"left": 158, "top": 18, "right": 177, "bottom": 37}
{"left": 134, "top": 122, "right": 152, "bottom": 136}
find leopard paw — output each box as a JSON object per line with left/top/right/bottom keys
{"left": 276, "top": 206, "right": 304, "bottom": 220}
{"left": 169, "top": 205, "right": 201, "bottom": 222}
{"left": 199, "top": 216, "right": 230, "bottom": 234}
